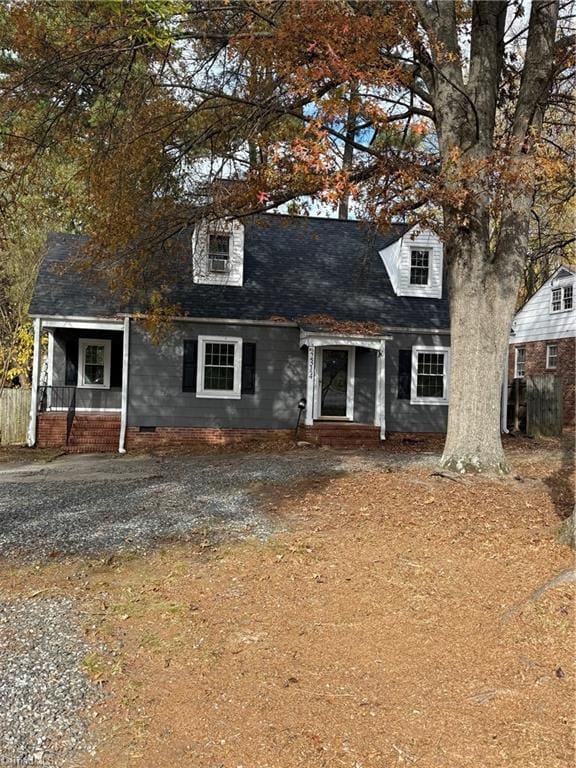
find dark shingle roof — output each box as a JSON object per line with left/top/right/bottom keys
{"left": 30, "top": 214, "right": 449, "bottom": 331}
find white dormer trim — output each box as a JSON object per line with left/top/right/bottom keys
{"left": 192, "top": 219, "right": 245, "bottom": 287}
{"left": 379, "top": 226, "right": 443, "bottom": 299}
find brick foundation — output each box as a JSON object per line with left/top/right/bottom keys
{"left": 37, "top": 414, "right": 447, "bottom": 453}
{"left": 509, "top": 337, "right": 575, "bottom": 425}
{"left": 126, "top": 426, "right": 295, "bottom": 451}
{"left": 37, "top": 412, "right": 121, "bottom": 452}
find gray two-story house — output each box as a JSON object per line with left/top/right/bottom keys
{"left": 27, "top": 214, "right": 450, "bottom": 452}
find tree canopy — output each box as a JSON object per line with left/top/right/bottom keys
{"left": 1, "top": 0, "right": 574, "bottom": 470}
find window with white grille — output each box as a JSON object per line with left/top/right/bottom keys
{"left": 196, "top": 336, "right": 242, "bottom": 399}
{"left": 551, "top": 284, "right": 573, "bottom": 312}
{"left": 410, "top": 250, "right": 430, "bottom": 285}
{"left": 410, "top": 346, "right": 450, "bottom": 404}
{"left": 515, "top": 347, "right": 526, "bottom": 378}
{"left": 78, "top": 339, "right": 111, "bottom": 389}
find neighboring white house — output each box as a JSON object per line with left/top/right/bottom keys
{"left": 508, "top": 265, "right": 576, "bottom": 427}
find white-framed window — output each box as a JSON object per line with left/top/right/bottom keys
{"left": 410, "top": 249, "right": 430, "bottom": 286}
{"left": 196, "top": 336, "right": 242, "bottom": 399}
{"left": 546, "top": 343, "right": 558, "bottom": 370}
{"left": 551, "top": 283, "right": 573, "bottom": 313}
{"left": 78, "top": 338, "right": 111, "bottom": 389}
{"left": 410, "top": 346, "right": 450, "bottom": 405}
{"left": 208, "top": 233, "right": 231, "bottom": 273}
{"left": 514, "top": 347, "right": 526, "bottom": 379}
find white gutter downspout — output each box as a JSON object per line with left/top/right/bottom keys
{"left": 118, "top": 316, "right": 130, "bottom": 454}
{"left": 27, "top": 317, "right": 42, "bottom": 447}
{"left": 379, "top": 340, "right": 386, "bottom": 440}
{"left": 501, "top": 344, "right": 509, "bottom": 434}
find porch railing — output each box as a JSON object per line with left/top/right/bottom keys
{"left": 38, "top": 385, "right": 80, "bottom": 445}
{"left": 38, "top": 385, "right": 83, "bottom": 412}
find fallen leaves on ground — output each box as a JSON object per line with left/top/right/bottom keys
{"left": 1, "top": 443, "right": 574, "bottom": 768}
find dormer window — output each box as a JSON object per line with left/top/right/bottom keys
{"left": 551, "top": 283, "right": 573, "bottom": 313}
{"left": 379, "top": 227, "right": 443, "bottom": 299}
{"left": 410, "top": 249, "right": 430, "bottom": 286}
{"left": 208, "top": 234, "right": 231, "bottom": 273}
{"left": 192, "top": 219, "right": 244, "bottom": 287}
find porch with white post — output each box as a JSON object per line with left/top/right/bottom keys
{"left": 300, "top": 330, "right": 391, "bottom": 444}
{"left": 29, "top": 315, "right": 126, "bottom": 451}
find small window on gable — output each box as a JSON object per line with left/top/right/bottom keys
{"left": 551, "top": 283, "right": 573, "bottom": 312}
{"left": 208, "top": 234, "right": 231, "bottom": 273}
{"left": 410, "top": 250, "right": 430, "bottom": 285}
{"left": 546, "top": 344, "right": 558, "bottom": 370}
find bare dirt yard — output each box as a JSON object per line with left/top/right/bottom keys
{"left": 0, "top": 436, "right": 574, "bottom": 768}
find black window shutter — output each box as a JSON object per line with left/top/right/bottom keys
{"left": 241, "top": 342, "right": 256, "bottom": 394}
{"left": 182, "top": 340, "right": 198, "bottom": 392}
{"left": 397, "top": 349, "right": 412, "bottom": 400}
{"left": 110, "top": 337, "right": 123, "bottom": 388}
{"left": 65, "top": 339, "right": 78, "bottom": 386}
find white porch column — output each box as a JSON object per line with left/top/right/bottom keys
{"left": 46, "top": 329, "right": 54, "bottom": 410}
{"left": 501, "top": 345, "right": 509, "bottom": 434}
{"left": 27, "top": 317, "right": 42, "bottom": 447}
{"left": 305, "top": 344, "right": 316, "bottom": 426}
{"left": 118, "top": 316, "right": 131, "bottom": 454}
{"left": 374, "top": 340, "right": 386, "bottom": 440}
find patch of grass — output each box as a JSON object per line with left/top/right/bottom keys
{"left": 139, "top": 633, "right": 163, "bottom": 653}
{"left": 0, "top": 446, "right": 65, "bottom": 463}
{"left": 82, "top": 651, "right": 110, "bottom": 684}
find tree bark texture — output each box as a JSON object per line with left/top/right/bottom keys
{"left": 440, "top": 241, "right": 521, "bottom": 473}
{"left": 416, "top": 0, "right": 561, "bottom": 472}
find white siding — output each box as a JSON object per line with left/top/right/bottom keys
{"left": 380, "top": 227, "right": 443, "bottom": 299}
{"left": 192, "top": 219, "right": 245, "bottom": 287}
{"left": 510, "top": 271, "right": 576, "bottom": 344}
{"left": 380, "top": 238, "right": 401, "bottom": 293}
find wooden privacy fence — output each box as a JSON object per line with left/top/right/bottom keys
{"left": 0, "top": 388, "right": 31, "bottom": 445}
{"left": 526, "top": 374, "right": 563, "bottom": 437}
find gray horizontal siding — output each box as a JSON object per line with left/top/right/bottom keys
{"left": 127, "top": 322, "right": 449, "bottom": 434}
{"left": 128, "top": 323, "right": 307, "bottom": 429}
{"left": 385, "top": 332, "right": 449, "bottom": 433}
{"left": 51, "top": 330, "right": 122, "bottom": 410}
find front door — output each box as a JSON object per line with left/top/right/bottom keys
{"left": 319, "top": 348, "right": 354, "bottom": 419}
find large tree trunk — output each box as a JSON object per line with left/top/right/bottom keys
{"left": 440, "top": 221, "right": 523, "bottom": 474}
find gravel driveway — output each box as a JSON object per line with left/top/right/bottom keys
{"left": 0, "top": 449, "right": 434, "bottom": 563}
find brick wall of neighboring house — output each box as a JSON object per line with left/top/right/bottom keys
{"left": 509, "top": 337, "right": 575, "bottom": 426}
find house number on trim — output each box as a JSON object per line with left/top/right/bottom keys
{"left": 308, "top": 347, "right": 315, "bottom": 377}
